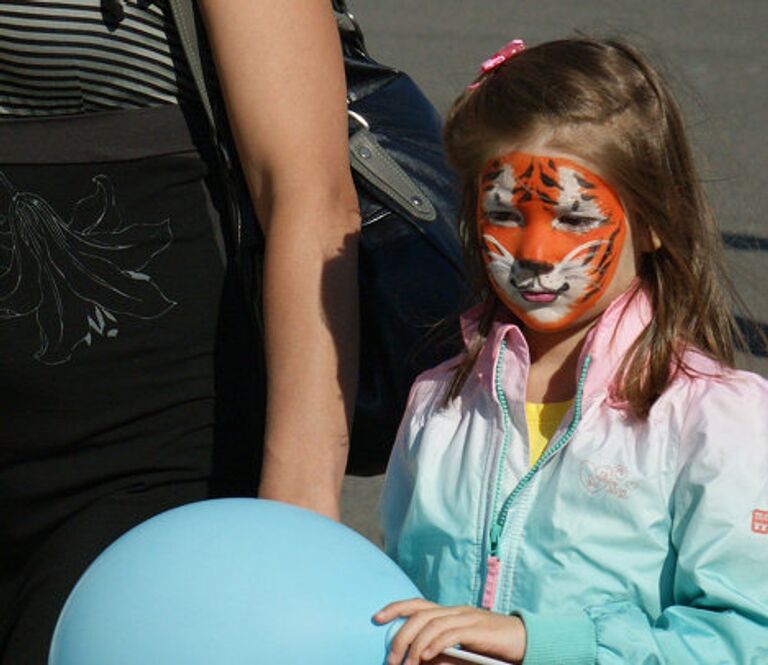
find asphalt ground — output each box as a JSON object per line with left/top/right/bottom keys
{"left": 340, "top": 0, "right": 768, "bottom": 542}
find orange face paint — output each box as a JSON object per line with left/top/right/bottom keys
{"left": 477, "top": 152, "right": 627, "bottom": 331}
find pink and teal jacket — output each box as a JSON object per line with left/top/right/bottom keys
{"left": 380, "top": 287, "right": 768, "bottom": 664}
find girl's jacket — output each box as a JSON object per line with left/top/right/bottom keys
{"left": 380, "top": 287, "right": 768, "bottom": 664}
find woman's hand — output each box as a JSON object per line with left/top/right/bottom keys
{"left": 374, "top": 598, "right": 527, "bottom": 665}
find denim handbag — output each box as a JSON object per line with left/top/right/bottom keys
{"left": 334, "top": 1, "right": 472, "bottom": 473}
{"left": 169, "top": 0, "right": 471, "bottom": 475}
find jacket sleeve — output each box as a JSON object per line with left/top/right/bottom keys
{"left": 378, "top": 376, "right": 431, "bottom": 560}
{"left": 519, "top": 373, "right": 768, "bottom": 665}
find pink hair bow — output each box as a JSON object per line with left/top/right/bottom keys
{"left": 467, "top": 39, "right": 526, "bottom": 89}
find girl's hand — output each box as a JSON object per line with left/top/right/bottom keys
{"left": 374, "top": 598, "right": 527, "bottom": 665}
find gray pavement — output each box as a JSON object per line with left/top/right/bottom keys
{"left": 340, "top": 0, "right": 768, "bottom": 539}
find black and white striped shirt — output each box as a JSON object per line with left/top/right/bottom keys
{"left": 0, "top": 0, "right": 196, "bottom": 116}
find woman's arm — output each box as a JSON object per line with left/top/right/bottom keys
{"left": 198, "top": 0, "right": 359, "bottom": 519}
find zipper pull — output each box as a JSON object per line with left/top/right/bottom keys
{"left": 489, "top": 523, "right": 502, "bottom": 556}
{"left": 481, "top": 555, "right": 501, "bottom": 610}
{"left": 481, "top": 523, "right": 503, "bottom": 610}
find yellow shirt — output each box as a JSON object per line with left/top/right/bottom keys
{"left": 525, "top": 400, "right": 572, "bottom": 467}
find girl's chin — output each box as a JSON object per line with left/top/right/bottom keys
{"left": 507, "top": 301, "right": 579, "bottom": 332}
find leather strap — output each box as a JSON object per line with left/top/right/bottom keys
{"left": 349, "top": 130, "right": 436, "bottom": 222}
{"left": 168, "top": 0, "right": 246, "bottom": 268}
{"left": 167, "top": 0, "right": 216, "bottom": 133}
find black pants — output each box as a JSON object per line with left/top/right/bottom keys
{"left": 0, "top": 104, "right": 263, "bottom": 664}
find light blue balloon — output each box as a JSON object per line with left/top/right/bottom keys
{"left": 49, "top": 498, "right": 421, "bottom": 665}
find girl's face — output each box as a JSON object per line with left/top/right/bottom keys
{"left": 476, "top": 146, "right": 638, "bottom": 333}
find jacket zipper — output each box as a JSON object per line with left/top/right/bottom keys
{"left": 481, "top": 342, "right": 591, "bottom": 609}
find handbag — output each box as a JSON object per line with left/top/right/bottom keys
{"left": 168, "top": 0, "right": 472, "bottom": 475}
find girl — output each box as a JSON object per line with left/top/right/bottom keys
{"left": 374, "top": 38, "right": 768, "bottom": 664}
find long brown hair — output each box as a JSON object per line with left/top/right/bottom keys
{"left": 444, "top": 37, "right": 744, "bottom": 418}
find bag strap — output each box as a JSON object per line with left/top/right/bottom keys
{"left": 332, "top": 0, "right": 368, "bottom": 58}
{"left": 168, "top": 0, "right": 246, "bottom": 268}
{"left": 348, "top": 119, "right": 436, "bottom": 222}
{"left": 167, "top": 0, "right": 216, "bottom": 134}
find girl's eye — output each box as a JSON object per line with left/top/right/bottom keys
{"left": 486, "top": 209, "right": 524, "bottom": 226}
{"left": 557, "top": 215, "right": 602, "bottom": 231}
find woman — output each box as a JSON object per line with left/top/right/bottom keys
{"left": 0, "top": 1, "right": 358, "bottom": 661}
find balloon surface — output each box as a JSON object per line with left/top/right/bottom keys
{"left": 49, "top": 498, "right": 421, "bottom": 665}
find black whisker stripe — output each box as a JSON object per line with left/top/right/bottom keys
{"left": 580, "top": 286, "right": 601, "bottom": 303}
{"left": 596, "top": 227, "right": 620, "bottom": 271}
{"left": 581, "top": 244, "right": 601, "bottom": 267}
{"left": 0, "top": 0, "right": 196, "bottom": 117}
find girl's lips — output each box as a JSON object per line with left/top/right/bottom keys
{"left": 520, "top": 291, "right": 558, "bottom": 303}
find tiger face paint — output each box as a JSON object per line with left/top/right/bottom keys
{"left": 477, "top": 151, "right": 628, "bottom": 332}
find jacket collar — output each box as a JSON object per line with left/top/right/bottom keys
{"left": 460, "top": 283, "right": 653, "bottom": 407}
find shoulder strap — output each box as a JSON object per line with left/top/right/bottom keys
{"left": 167, "top": 0, "right": 246, "bottom": 268}
{"left": 167, "top": 0, "right": 217, "bottom": 135}
{"left": 332, "top": 0, "right": 368, "bottom": 59}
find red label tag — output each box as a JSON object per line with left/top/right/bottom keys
{"left": 752, "top": 509, "right": 768, "bottom": 534}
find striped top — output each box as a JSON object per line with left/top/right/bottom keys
{"left": 0, "top": 0, "right": 197, "bottom": 117}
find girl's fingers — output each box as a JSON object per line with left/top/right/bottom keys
{"left": 407, "top": 612, "right": 476, "bottom": 663}
{"left": 421, "top": 626, "right": 467, "bottom": 661}
{"left": 378, "top": 603, "right": 523, "bottom": 664}
{"left": 387, "top": 606, "right": 471, "bottom": 665}
{"left": 374, "top": 598, "right": 437, "bottom": 623}
{"left": 386, "top": 608, "right": 445, "bottom": 665}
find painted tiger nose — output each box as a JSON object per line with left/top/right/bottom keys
{"left": 516, "top": 217, "right": 558, "bottom": 264}
{"left": 515, "top": 259, "right": 554, "bottom": 276}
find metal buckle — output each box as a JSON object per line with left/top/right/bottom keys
{"left": 347, "top": 109, "right": 370, "bottom": 131}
